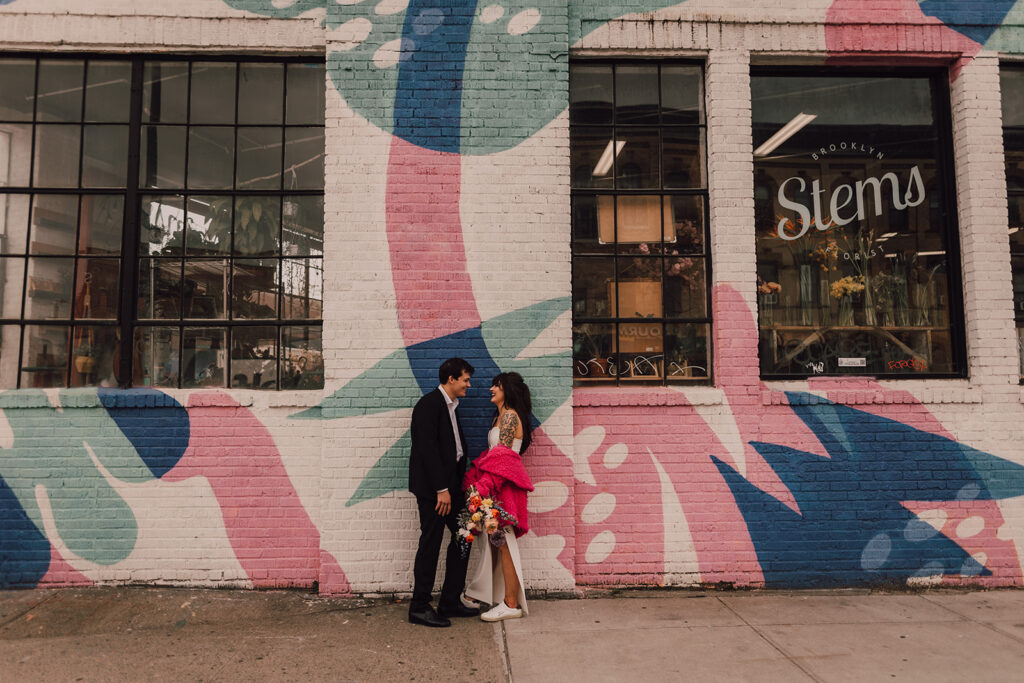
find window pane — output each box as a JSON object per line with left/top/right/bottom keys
{"left": 612, "top": 196, "right": 666, "bottom": 247}
{"left": 134, "top": 326, "right": 180, "bottom": 387}
{"left": 34, "top": 125, "right": 81, "bottom": 187}
{"left": 84, "top": 61, "right": 131, "bottom": 123}
{"left": 571, "top": 127, "right": 614, "bottom": 189}
{"left": 0, "top": 59, "right": 36, "bottom": 121}
{"left": 665, "top": 322, "right": 709, "bottom": 380}
{"left": 188, "top": 127, "right": 235, "bottom": 190}
{"left": 286, "top": 63, "right": 325, "bottom": 126}
{"left": 137, "top": 258, "right": 181, "bottom": 320}
{"left": 615, "top": 65, "right": 659, "bottom": 124}
{"left": 573, "top": 256, "right": 616, "bottom": 318}
{"left": 572, "top": 195, "right": 614, "bottom": 255}
{"left": 139, "top": 195, "right": 185, "bottom": 256}
{"left": 79, "top": 195, "right": 123, "bottom": 255}
{"left": 239, "top": 63, "right": 284, "bottom": 125}
{"left": 282, "top": 196, "right": 323, "bottom": 256}
{"left": 282, "top": 258, "right": 322, "bottom": 319}
{"left": 662, "top": 66, "right": 704, "bottom": 125}
{"left": 143, "top": 61, "right": 188, "bottom": 124}
{"left": 617, "top": 322, "right": 663, "bottom": 380}
{"left": 183, "top": 260, "right": 227, "bottom": 319}
{"left": 37, "top": 60, "right": 83, "bottom": 122}
{"left": 663, "top": 128, "right": 704, "bottom": 189}
{"left": 231, "top": 325, "right": 277, "bottom": 389}
{"left": 1005, "top": 129, "right": 1024, "bottom": 192}
{"left": 186, "top": 195, "right": 231, "bottom": 256}
{"left": 0, "top": 194, "right": 30, "bottom": 253}
{"left": 232, "top": 258, "right": 278, "bottom": 319}
{"left": 615, "top": 258, "right": 662, "bottom": 317}
{"left": 0, "top": 257, "right": 25, "bottom": 317}
{"left": 283, "top": 128, "right": 324, "bottom": 190}
{"left": 280, "top": 325, "right": 323, "bottom": 389}
{"left": 236, "top": 127, "right": 282, "bottom": 190}
{"left": 234, "top": 196, "right": 280, "bottom": 256}
{"left": 140, "top": 125, "right": 186, "bottom": 189}
{"left": 0, "top": 124, "right": 32, "bottom": 187}
{"left": 1010, "top": 196, "right": 1024, "bottom": 249}
{"left": 664, "top": 257, "right": 706, "bottom": 318}
{"left": 21, "top": 325, "right": 68, "bottom": 387}
{"left": 190, "top": 62, "right": 236, "bottom": 125}
{"left": 69, "top": 324, "right": 117, "bottom": 387}
{"left": 667, "top": 196, "right": 704, "bottom": 254}
{"left": 182, "top": 327, "right": 226, "bottom": 388}
{"left": 1001, "top": 69, "right": 1024, "bottom": 128}
{"left": 615, "top": 129, "right": 659, "bottom": 189}
{"left": 573, "top": 322, "right": 616, "bottom": 380}
{"left": 0, "top": 324, "right": 20, "bottom": 387}
{"left": 30, "top": 194, "right": 78, "bottom": 254}
{"left": 82, "top": 125, "right": 129, "bottom": 188}
{"left": 570, "top": 65, "right": 612, "bottom": 125}
{"left": 74, "top": 258, "right": 119, "bottom": 319}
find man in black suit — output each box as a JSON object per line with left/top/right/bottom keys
{"left": 407, "top": 357, "right": 481, "bottom": 627}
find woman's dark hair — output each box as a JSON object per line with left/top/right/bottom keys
{"left": 492, "top": 372, "right": 532, "bottom": 453}
{"left": 438, "top": 357, "right": 474, "bottom": 385}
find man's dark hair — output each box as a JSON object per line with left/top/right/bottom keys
{"left": 438, "top": 358, "right": 474, "bottom": 385}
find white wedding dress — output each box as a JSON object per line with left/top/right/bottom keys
{"left": 464, "top": 427, "right": 528, "bottom": 615}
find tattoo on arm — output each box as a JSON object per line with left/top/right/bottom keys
{"left": 498, "top": 411, "right": 519, "bottom": 448}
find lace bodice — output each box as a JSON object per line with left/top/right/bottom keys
{"left": 487, "top": 426, "right": 522, "bottom": 454}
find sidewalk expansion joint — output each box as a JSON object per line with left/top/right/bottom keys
{"left": 918, "top": 593, "right": 1024, "bottom": 647}
{"left": 715, "top": 596, "right": 825, "bottom": 683}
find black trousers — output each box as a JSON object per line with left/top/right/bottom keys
{"left": 411, "top": 494, "right": 469, "bottom": 613}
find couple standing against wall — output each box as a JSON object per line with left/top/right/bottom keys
{"left": 407, "top": 358, "right": 535, "bottom": 628}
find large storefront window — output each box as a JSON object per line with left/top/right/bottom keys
{"left": 0, "top": 56, "right": 325, "bottom": 389}
{"left": 570, "top": 62, "right": 710, "bottom": 384}
{"left": 1000, "top": 66, "right": 1024, "bottom": 379}
{"left": 751, "top": 71, "right": 965, "bottom": 378}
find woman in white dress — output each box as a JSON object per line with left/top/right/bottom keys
{"left": 462, "top": 372, "right": 534, "bottom": 621}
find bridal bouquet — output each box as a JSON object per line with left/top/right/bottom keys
{"left": 456, "top": 485, "right": 518, "bottom": 557}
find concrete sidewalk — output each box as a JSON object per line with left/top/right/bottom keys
{"left": 2, "top": 587, "right": 1024, "bottom": 682}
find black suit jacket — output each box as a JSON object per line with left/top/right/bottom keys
{"left": 408, "top": 388, "right": 469, "bottom": 499}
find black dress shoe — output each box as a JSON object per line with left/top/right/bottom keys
{"left": 408, "top": 606, "right": 451, "bottom": 627}
{"left": 437, "top": 603, "right": 480, "bottom": 618}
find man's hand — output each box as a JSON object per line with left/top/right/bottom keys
{"left": 435, "top": 490, "right": 452, "bottom": 516}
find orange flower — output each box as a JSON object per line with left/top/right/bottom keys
{"left": 466, "top": 534, "right": 475, "bottom": 543}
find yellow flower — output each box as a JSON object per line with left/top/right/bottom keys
{"left": 482, "top": 498, "right": 493, "bottom": 507}
{"left": 472, "top": 511, "right": 482, "bottom": 522}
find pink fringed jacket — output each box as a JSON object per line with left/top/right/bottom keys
{"left": 462, "top": 444, "right": 534, "bottom": 538}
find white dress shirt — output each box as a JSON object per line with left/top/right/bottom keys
{"left": 437, "top": 384, "right": 464, "bottom": 494}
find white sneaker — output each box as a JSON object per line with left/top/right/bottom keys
{"left": 481, "top": 601, "right": 523, "bottom": 622}
{"left": 461, "top": 593, "right": 486, "bottom": 609}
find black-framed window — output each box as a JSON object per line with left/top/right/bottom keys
{"left": 0, "top": 55, "right": 325, "bottom": 390}
{"left": 751, "top": 69, "right": 966, "bottom": 379}
{"left": 570, "top": 62, "right": 710, "bottom": 384}
{"left": 1000, "top": 65, "right": 1024, "bottom": 380}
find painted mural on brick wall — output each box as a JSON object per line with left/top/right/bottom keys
{"left": 5, "top": 0, "right": 1024, "bottom": 592}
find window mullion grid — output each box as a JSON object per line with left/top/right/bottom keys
{"left": 117, "top": 58, "right": 145, "bottom": 388}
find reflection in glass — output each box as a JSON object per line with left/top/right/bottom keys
{"left": 237, "top": 127, "right": 282, "bottom": 190}
{"left": 188, "top": 127, "right": 235, "bottom": 189}
{"left": 570, "top": 127, "right": 614, "bottom": 189}
{"left": 82, "top": 125, "right": 129, "bottom": 188}
{"left": 37, "top": 60, "right": 83, "bottom": 122}
{"left": 571, "top": 195, "right": 613, "bottom": 255}
{"left": 183, "top": 260, "right": 227, "bottom": 319}
{"left": 79, "top": 195, "right": 123, "bottom": 255}
{"left": 0, "top": 194, "right": 29, "bottom": 254}
{"left": 143, "top": 61, "right": 188, "bottom": 123}
{"left": 282, "top": 196, "right": 324, "bottom": 256}
{"left": 0, "top": 324, "right": 20, "bottom": 387}
{"left": 137, "top": 258, "right": 181, "bottom": 319}
{"left": 286, "top": 64, "right": 326, "bottom": 126}
{"left": 70, "top": 324, "right": 117, "bottom": 387}
{"left": 665, "top": 323, "right": 709, "bottom": 380}
{"left": 281, "top": 325, "right": 323, "bottom": 389}
{"left": 190, "top": 62, "right": 236, "bottom": 125}
{"left": 0, "top": 59, "right": 36, "bottom": 121}
{"left": 572, "top": 323, "right": 615, "bottom": 380}
{"left": 282, "top": 258, "right": 322, "bottom": 319}
{"left": 232, "top": 259, "right": 278, "bottom": 319}
{"left": 662, "top": 66, "right": 704, "bottom": 125}
{"left": 21, "top": 325, "right": 68, "bottom": 387}
{"left": 84, "top": 61, "right": 131, "bottom": 123}
{"left": 570, "top": 65, "right": 612, "bottom": 125}
{"left": 231, "top": 326, "right": 277, "bottom": 389}
{"left": 239, "top": 63, "right": 284, "bottom": 125}
{"left": 25, "top": 257, "right": 73, "bottom": 319}
{"left": 31, "top": 194, "right": 78, "bottom": 254}
{"left": 182, "top": 327, "right": 226, "bottom": 388}
{"left": 74, "top": 259, "right": 119, "bottom": 319}
{"left": 138, "top": 195, "right": 185, "bottom": 256}
{"left": 615, "top": 257, "right": 662, "bottom": 318}
{"left": 0, "top": 258, "right": 25, "bottom": 317}
{"left": 664, "top": 258, "right": 705, "bottom": 318}
{"left": 0, "top": 124, "right": 32, "bottom": 187}
{"left": 1002, "top": 69, "right": 1024, "bottom": 128}
{"left": 34, "top": 125, "right": 81, "bottom": 187}
{"left": 134, "top": 326, "right": 180, "bottom": 387}
{"left": 668, "top": 196, "right": 704, "bottom": 253}
{"left": 234, "top": 196, "right": 280, "bottom": 256}
{"left": 663, "top": 128, "right": 704, "bottom": 189}
{"left": 140, "top": 125, "right": 186, "bottom": 188}
{"left": 283, "top": 128, "right": 324, "bottom": 190}
{"left": 615, "top": 129, "right": 659, "bottom": 189}
{"left": 615, "top": 66, "right": 659, "bottom": 124}
{"left": 186, "top": 196, "right": 231, "bottom": 255}
{"left": 572, "top": 257, "right": 615, "bottom": 318}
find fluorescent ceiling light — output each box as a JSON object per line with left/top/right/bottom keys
{"left": 880, "top": 232, "right": 898, "bottom": 239}
{"left": 593, "top": 140, "right": 625, "bottom": 177}
{"left": 917, "top": 251, "right": 946, "bottom": 256}
{"left": 753, "top": 112, "right": 818, "bottom": 157}
{"left": 1010, "top": 227, "right": 1020, "bottom": 235}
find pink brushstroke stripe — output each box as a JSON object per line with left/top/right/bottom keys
{"left": 386, "top": 137, "right": 481, "bottom": 345}
{"left": 37, "top": 545, "right": 92, "bottom": 587}
{"left": 164, "top": 393, "right": 350, "bottom": 594}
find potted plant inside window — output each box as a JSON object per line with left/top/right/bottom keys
{"left": 574, "top": 325, "right": 612, "bottom": 379}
